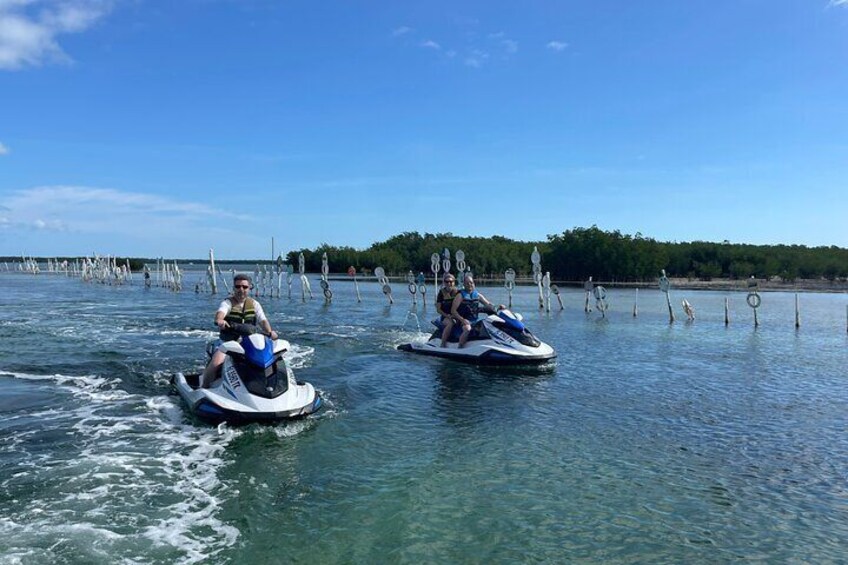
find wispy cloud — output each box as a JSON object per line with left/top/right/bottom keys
{"left": 829, "top": 0, "right": 848, "bottom": 5}
{"left": 464, "top": 49, "right": 489, "bottom": 68}
{"left": 547, "top": 40, "right": 569, "bottom": 52}
{"left": 396, "top": 23, "right": 514, "bottom": 68}
{"left": 0, "top": 185, "right": 247, "bottom": 235}
{"left": 0, "top": 0, "right": 113, "bottom": 70}
{"left": 0, "top": 142, "right": 8, "bottom": 155}
{"left": 488, "top": 32, "right": 517, "bottom": 55}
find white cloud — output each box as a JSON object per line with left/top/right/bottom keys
{"left": 488, "top": 32, "right": 517, "bottom": 54}
{"left": 829, "top": 0, "right": 848, "bottom": 5}
{"left": 0, "top": 185, "right": 247, "bottom": 236}
{"left": 32, "top": 218, "right": 66, "bottom": 230}
{"left": 464, "top": 49, "right": 489, "bottom": 68}
{"left": 397, "top": 24, "right": 516, "bottom": 68}
{"left": 0, "top": 142, "right": 8, "bottom": 155}
{"left": 547, "top": 40, "right": 569, "bottom": 52}
{"left": 0, "top": 0, "right": 113, "bottom": 70}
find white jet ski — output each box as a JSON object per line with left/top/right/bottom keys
{"left": 174, "top": 323, "right": 322, "bottom": 423}
{"left": 398, "top": 308, "right": 556, "bottom": 365}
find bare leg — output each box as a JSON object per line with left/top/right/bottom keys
{"left": 439, "top": 317, "right": 455, "bottom": 347}
{"left": 458, "top": 325, "right": 471, "bottom": 348}
{"left": 201, "top": 350, "right": 226, "bottom": 388}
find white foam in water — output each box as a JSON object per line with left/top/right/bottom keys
{"left": 322, "top": 325, "right": 367, "bottom": 339}
{"left": 324, "top": 331, "right": 357, "bottom": 338}
{"left": 266, "top": 419, "right": 311, "bottom": 438}
{"left": 284, "top": 343, "right": 314, "bottom": 369}
{"left": 0, "top": 370, "right": 243, "bottom": 564}
{"left": 393, "top": 329, "right": 432, "bottom": 347}
{"left": 279, "top": 314, "right": 305, "bottom": 322}
{"left": 159, "top": 329, "right": 218, "bottom": 339}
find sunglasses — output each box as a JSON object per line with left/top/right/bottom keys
{"left": 234, "top": 284, "right": 250, "bottom": 289}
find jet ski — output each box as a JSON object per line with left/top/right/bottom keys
{"left": 174, "top": 323, "right": 322, "bottom": 423}
{"left": 398, "top": 308, "right": 556, "bottom": 365}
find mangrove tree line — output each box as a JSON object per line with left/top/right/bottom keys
{"left": 286, "top": 227, "right": 848, "bottom": 282}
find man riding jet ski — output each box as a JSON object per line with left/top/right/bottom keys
{"left": 174, "top": 323, "right": 322, "bottom": 423}
{"left": 398, "top": 274, "right": 556, "bottom": 365}
{"left": 174, "top": 274, "right": 320, "bottom": 423}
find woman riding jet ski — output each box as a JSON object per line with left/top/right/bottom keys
{"left": 174, "top": 323, "right": 322, "bottom": 423}
{"left": 398, "top": 274, "right": 556, "bottom": 365}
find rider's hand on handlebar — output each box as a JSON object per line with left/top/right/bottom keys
{"left": 217, "top": 320, "right": 229, "bottom": 330}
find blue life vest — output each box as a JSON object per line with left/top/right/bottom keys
{"left": 458, "top": 289, "right": 480, "bottom": 321}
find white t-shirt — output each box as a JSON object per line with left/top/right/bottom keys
{"left": 217, "top": 298, "right": 268, "bottom": 324}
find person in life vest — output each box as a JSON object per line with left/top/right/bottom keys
{"left": 451, "top": 274, "right": 504, "bottom": 348}
{"left": 435, "top": 273, "right": 459, "bottom": 347}
{"left": 201, "top": 274, "right": 278, "bottom": 387}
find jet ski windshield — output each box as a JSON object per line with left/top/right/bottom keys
{"left": 242, "top": 333, "right": 275, "bottom": 368}
{"left": 497, "top": 310, "right": 526, "bottom": 332}
{"left": 233, "top": 357, "right": 290, "bottom": 398}
{"left": 493, "top": 311, "right": 540, "bottom": 347}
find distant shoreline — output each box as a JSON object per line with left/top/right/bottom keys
{"left": 325, "top": 274, "right": 848, "bottom": 294}
{"left": 591, "top": 278, "right": 848, "bottom": 294}
{"left": 4, "top": 265, "right": 846, "bottom": 294}
{"left": 517, "top": 279, "right": 848, "bottom": 293}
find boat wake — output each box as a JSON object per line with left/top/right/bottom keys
{"left": 0, "top": 370, "right": 242, "bottom": 564}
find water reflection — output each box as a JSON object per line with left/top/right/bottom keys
{"left": 431, "top": 360, "right": 556, "bottom": 429}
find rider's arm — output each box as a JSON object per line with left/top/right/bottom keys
{"left": 260, "top": 319, "right": 278, "bottom": 339}
{"left": 254, "top": 302, "right": 278, "bottom": 339}
{"left": 450, "top": 294, "right": 469, "bottom": 327}
{"left": 215, "top": 301, "right": 230, "bottom": 329}
{"left": 479, "top": 293, "right": 503, "bottom": 312}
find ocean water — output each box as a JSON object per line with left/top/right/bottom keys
{"left": 1, "top": 272, "right": 847, "bottom": 564}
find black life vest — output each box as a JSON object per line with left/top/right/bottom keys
{"left": 221, "top": 297, "right": 257, "bottom": 340}
{"left": 436, "top": 287, "right": 458, "bottom": 315}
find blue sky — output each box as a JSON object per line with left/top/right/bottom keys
{"left": 1, "top": 0, "right": 847, "bottom": 259}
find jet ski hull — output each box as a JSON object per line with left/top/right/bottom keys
{"left": 174, "top": 371, "right": 322, "bottom": 424}
{"left": 398, "top": 310, "right": 556, "bottom": 366}
{"left": 398, "top": 340, "right": 556, "bottom": 365}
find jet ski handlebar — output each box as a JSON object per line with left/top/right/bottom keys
{"left": 219, "top": 322, "right": 272, "bottom": 337}
{"left": 481, "top": 303, "right": 505, "bottom": 315}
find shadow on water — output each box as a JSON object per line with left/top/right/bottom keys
{"left": 431, "top": 359, "right": 557, "bottom": 429}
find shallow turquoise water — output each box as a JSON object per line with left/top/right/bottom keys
{"left": 1, "top": 272, "right": 846, "bottom": 563}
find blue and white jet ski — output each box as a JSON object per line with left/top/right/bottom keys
{"left": 398, "top": 308, "right": 556, "bottom": 365}
{"left": 174, "top": 323, "right": 322, "bottom": 423}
